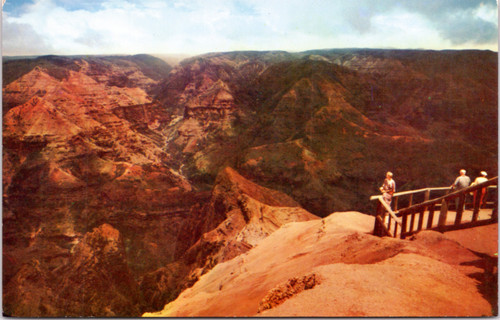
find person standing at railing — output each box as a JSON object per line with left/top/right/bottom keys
{"left": 450, "top": 169, "right": 470, "bottom": 211}
{"left": 471, "top": 171, "right": 488, "bottom": 208}
{"left": 380, "top": 171, "right": 396, "bottom": 206}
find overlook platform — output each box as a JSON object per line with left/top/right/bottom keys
{"left": 371, "top": 177, "right": 498, "bottom": 239}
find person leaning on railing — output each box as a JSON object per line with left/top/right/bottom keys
{"left": 470, "top": 171, "right": 488, "bottom": 209}
{"left": 450, "top": 169, "right": 470, "bottom": 210}
{"left": 380, "top": 171, "right": 396, "bottom": 206}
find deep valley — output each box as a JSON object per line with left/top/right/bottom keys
{"left": 2, "top": 49, "right": 497, "bottom": 317}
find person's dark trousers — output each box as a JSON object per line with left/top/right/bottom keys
{"left": 455, "top": 193, "right": 466, "bottom": 211}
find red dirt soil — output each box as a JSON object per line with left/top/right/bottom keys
{"left": 144, "top": 211, "right": 497, "bottom": 317}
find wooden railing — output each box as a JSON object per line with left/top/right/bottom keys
{"left": 371, "top": 177, "right": 498, "bottom": 239}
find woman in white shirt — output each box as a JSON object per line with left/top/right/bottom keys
{"left": 471, "top": 171, "right": 488, "bottom": 208}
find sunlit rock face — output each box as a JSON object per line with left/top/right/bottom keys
{"left": 3, "top": 50, "right": 497, "bottom": 317}
{"left": 2, "top": 55, "right": 194, "bottom": 317}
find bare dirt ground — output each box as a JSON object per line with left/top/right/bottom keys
{"left": 144, "top": 211, "right": 497, "bottom": 317}
{"left": 444, "top": 222, "right": 498, "bottom": 315}
{"left": 445, "top": 218, "right": 497, "bottom": 256}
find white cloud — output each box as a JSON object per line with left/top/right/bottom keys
{"left": 2, "top": 18, "right": 54, "bottom": 55}
{"left": 2, "top": 0, "right": 498, "bottom": 56}
{"left": 476, "top": 1, "right": 498, "bottom": 24}
{"left": 368, "top": 11, "right": 441, "bottom": 49}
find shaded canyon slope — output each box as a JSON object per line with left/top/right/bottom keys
{"left": 2, "top": 49, "right": 498, "bottom": 317}
{"left": 155, "top": 49, "right": 497, "bottom": 215}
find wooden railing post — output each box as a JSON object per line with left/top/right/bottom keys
{"left": 418, "top": 189, "right": 430, "bottom": 231}
{"left": 401, "top": 214, "right": 408, "bottom": 239}
{"left": 374, "top": 200, "right": 394, "bottom": 237}
{"left": 417, "top": 208, "right": 425, "bottom": 231}
{"left": 409, "top": 209, "right": 416, "bottom": 233}
{"left": 373, "top": 201, "right": 384, "bottom": 237}
{"left": 492, "top": 198, "right": 498, "bottom": 222}
{"left": 426, "top": 204, "right": 436, "bottom": 229}
{"left": 455, "top": 194, "right": 465, "bottom": 225}
{"left": 471, "top": 188, "right": 482, "bottom": 222}
{"left": 373, "top": 202, "right": 380, "bottom": 236}
{"left": 438, "top": 198, "right": 448, "bottom": 229}
{"left": 424, "top": 189, "right": 430, "bottom": 202}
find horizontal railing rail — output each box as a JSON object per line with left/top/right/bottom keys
{"left": 370, "top": 186, "right": 451, "bottom": 212}
{"left": 369, "top": 187, "right": 450, "bottom": 201}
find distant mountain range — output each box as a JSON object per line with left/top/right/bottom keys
{"left": 2, "top": 49, "right": 497, "bottom": 317}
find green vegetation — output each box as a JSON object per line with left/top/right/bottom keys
{"left": 3, "top": 55, "right": 81, "bottom": 85}
{"left": 168, "top": 50, "right": 497, "bottom": 216}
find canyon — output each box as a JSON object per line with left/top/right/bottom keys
{"left": 2, "top": 50, "right": 497, "bottom": 316}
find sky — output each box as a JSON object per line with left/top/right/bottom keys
{"left": 2, "top": 0, "right": 498, "bottom": 56}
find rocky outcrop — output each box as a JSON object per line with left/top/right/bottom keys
{"left": 54, "top": 224, "right": 141, "bottom": 317}
{"left": 3, "top": 259, "right": 61, "bottom": 317}
{"left": 181, "top": 167, "right": 317, "bottom": 265}
{"left": 4, "top": 224, "right": 140, "bottom": 317}
{"left": 258, "top": 274, "right": 320, "bottom": 313}
{"left": 161, "top": 67, "right": 238, "bottom": 156}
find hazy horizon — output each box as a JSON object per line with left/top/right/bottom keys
{"left": 3, "top": 46, "right": 498, "bottom": 59}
